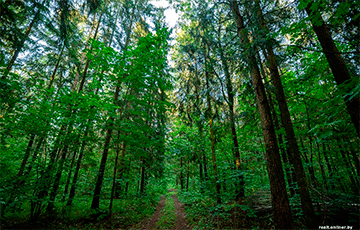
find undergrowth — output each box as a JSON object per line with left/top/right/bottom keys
{"left": 178, "top": 190, "right": 269, "bottom": 229}
{"left": 2, "top": 193, "right": 162, "bottom": 229}
{"left": 178, "top": 188, "right": 360, "bottom": 230}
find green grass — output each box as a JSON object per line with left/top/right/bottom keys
{"left": 156, "top": 192, "right": 176, "bottom": 229}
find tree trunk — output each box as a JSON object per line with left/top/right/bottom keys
{"left": 110, "top": 132, "right": 121, "bottom": 215}
{"left": 25, "top": 136, "right": 45, "bottom": 176}
{"left": 140, "top": 159, "right": 146, "bottom": 194}
{"left": 305, "top": 1, "right": 360, "bottom": 137}
{"left": 194, "top": 53, "right": 208, "bottom": 187}
{"left": 125, "top": 157, "right": 132, "bottom": 196}
{"left": 2, "top": 0, "right": 44, "bottom": 80}
{"left": 65, "top": 128, "right": 89, "bottom": 209}
{"left": 5, "top": 133, "right": 35, "bottom": 212}
{"left": 18, "top": 134, "right": 35, "bottom": 177}
{"left": 48, "top": 44, "right": 65, "bottom": 89}
{"left": 199, "top": 158, "right": 203, "bottom": 183}
{"left": 230, "top": 1, "right": 292, "bottom": 228}
{"left": 46, "top": 142, "right": 70, "bottom": 213}
{"left": 343, "top": 138, "right": 360, "bottom": 177}
{"left": 115, "top": 142, "right": 126, "bottom": 199}
{"left": 323, "top": 144, "right": 346, "bottom": 192}
{"left": 267, "top": 91, "right": 295, "bottom": 197}
{"left": 198, "top": 127, "right": 209, "bottom": 181}
{"left": 90, "top": 1, "right": 135, "bottom": 207}
{"left": 186, "top": 161, "right": 190, "bottom": 191}
{"left": 304, "top": 105, "right": 318, "bottom": 187}
{"left": 316, "top": 143, "right": 328, "bottom": 190}
{"left": 202, "top": 153, "right": 209, "bottom": 181}
{"left": 77, "top": 11, "right": 104, "bottom": 93}
{"left": 9, "top": 53, "right": 65, "bottom": 209}
{"left": 91, "top": 117, "right": 115, "bottom": 209}
{"left": 71, "top": 13, "right": 96, "bottom": 92}
{"left": 218, "top": 43, "right": 245, "bottom": 200}
{"left": 322, "top": 144, "right": 335, "bottom": 190}
{"left": 257, "top": 3, "right": 318, "bottom": 226}
{"left": 90, "top": 78, "right": 124, "bottom": 210}
{"left": 338, "top": 142, "right": 359, "bottom": 194}
{"left": 180, "top": 157, "right": 184, "bottom": 190}
{"left": 31, "top": 126, "right": 66, "bottom": 220}
{"left": 205, "top": 70, "right": 221, "bottom": 205}
{"left": 62, "top": 146, "right": 78, "bottom": 202}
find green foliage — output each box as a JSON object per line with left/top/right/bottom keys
{"left": 179, "top": 190, "right": 264, "bottom": 229}
{"left": 1, "top": 0, "right": 359, "bottom": 229}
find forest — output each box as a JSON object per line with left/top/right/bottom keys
{"left": 0, "top": 0, "right": 359, "bottom": 229}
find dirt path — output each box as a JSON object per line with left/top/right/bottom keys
{"left": 170, "top": 191, "right": 191, "bottom": 230}
{"left": 136, "top": 195, "right": 166, "bottom": 230}
{"left": 135, "top": 189, "right": 191, "bottom": 230}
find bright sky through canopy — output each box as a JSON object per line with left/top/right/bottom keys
{"left": 150, "top": 0, "right": 179, "bottom": 29}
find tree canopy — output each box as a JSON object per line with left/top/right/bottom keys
{"left": 0, "top": 0, "right": 359, "bottom": 229}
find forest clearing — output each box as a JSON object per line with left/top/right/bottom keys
{"left": 0, "top": 0, "right": 359, "bottom": 229}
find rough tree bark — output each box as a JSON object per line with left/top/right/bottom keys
{"left": 305, "top": 1, "right": 360, "bottom": 137}
{"left": 205, "top": 67, "right": 221, "bottom": 205}
{"left": 267, "top": 90, "right": 295, "bottom": 197}
{"left": 256, "top": 3, "right": 318, "bottom": 227}
{"left": 218, "top": 42, "right": 245, "bottom": 200}
{"left": 230, "top": 1, "right": 292, "bottom": 228}
{"left": 90, "top": 79, "right": 121, "bottom": 209}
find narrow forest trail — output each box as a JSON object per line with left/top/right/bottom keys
{"left": 136, "top": 195, "right": 166, "bottom": 229}
{"left": 170, "top": 190, "right": 192, "bottom": 230}
{"left": 134, "top": 189, "right": 191, "bottom": 230}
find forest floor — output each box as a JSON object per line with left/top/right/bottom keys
{"left": 135, "top": 195, "right": 166, "bottom": 229}
{"left": 2, "top": 189, "right": 358, "bottom": 229}
{"left": 2, "top": 189, "right": 192, "bottom": 230}
{"left": 134, "top": 189, "right": 192, "bottom": 230}
{"left": 171, "top": 190, "right": 192, "bottom": 230}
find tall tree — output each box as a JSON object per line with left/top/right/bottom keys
{"left": 255, "top": 2, "right": 318, "bottom": 228}
{"left": 1, "top": 0, "right": 46, "bottom": 80}
{"left": 229, "top": 1, "right": 293, "bottom": 228}
{"left": 301, "top": 0, "right": 360, "bottom": 136}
